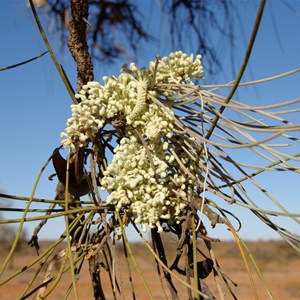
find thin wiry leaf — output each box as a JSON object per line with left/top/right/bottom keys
{"left": 0, "top": 51, "right": 48, "bottom": 72}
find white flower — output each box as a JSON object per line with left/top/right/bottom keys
{"left": 61, "top": 52, "right": 205, "bottom": 231}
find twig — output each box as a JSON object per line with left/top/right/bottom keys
{"left": 28, "top": 202, "right": 57, "bottom": 254}
{"left": 151, "top": 228, "right": 179, "bottom": 300}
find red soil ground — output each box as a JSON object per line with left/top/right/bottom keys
{"left": 1, "top": 240, "right": 299, "bottom": 299}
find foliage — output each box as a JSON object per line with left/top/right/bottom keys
{"left": 0, "top": 0, "right": 300, "bottom": 299}
{"left": 45, "top": 0, "right": 235, "bottom": 75}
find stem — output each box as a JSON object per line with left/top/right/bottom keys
{"left": 204, "top": 0, "right": 266, "bottom": 141}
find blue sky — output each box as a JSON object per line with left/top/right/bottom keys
{"left": 0, "top": 0, "right": 300, "bottom": 241}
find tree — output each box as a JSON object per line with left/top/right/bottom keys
{"left": 44, "top": 0, "right": 235, "bottom": 77}
{"left": 1, "top": 0, "right": 300, "bottom": 299}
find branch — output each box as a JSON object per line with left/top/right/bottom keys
{"left": 68, "top": 0, "right": 94, "bottom": 92}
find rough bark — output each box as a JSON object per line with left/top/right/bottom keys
{"left": 68, "top": 0, "right": 94, "bottom": 93}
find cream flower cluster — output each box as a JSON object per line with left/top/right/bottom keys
{"left": 151, "top": 51, "right": 203, "bottom": 85}
{"left": 61, "top": 51, "right": 203, "bottom": 147}
{"left": 61, "top": 52, "right": 204, "bottom": 231}
{"left": 101, "top": 134, "right": 199, "bottom": 232}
